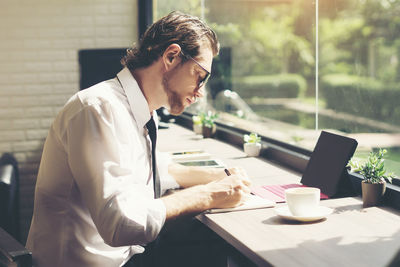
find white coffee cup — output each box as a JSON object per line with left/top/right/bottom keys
{"left": 285, "top": 187, "right": 320, "bottom": 216}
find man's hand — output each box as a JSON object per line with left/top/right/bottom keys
{"left": 204, "top": 172, "right": 251, "bottom": 209}
{"left": 162, "top": 167, "right": 251, "bottom": 220}
{"left": 223, "top": 167, "right": 251, "bottom": 184}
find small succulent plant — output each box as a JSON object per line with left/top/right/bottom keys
{"left": 244, "top": 133, "right": 261, "bottom": 144}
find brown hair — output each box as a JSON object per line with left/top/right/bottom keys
{"left": 121, "top": 11, "right": 219, "bottom": 70}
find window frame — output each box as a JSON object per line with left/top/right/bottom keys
{"left": 138, "top": 0, "right": 153, "bottom": 38}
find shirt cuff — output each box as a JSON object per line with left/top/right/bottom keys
{"left": 157, "top": 151, "right": 180, "bottom": 195}
{"left": 148, "top": 198, "right": 166, "bottom": 230}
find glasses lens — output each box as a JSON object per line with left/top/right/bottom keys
{"left": 181, "top": 51, "right": 210, "bottom": 88}
{"left": 199, "top": 73, "right": 210, "bottom": 88}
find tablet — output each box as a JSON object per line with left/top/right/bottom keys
{"left": 300, "top": 131, "right": 358, "bottom": 197}
{"left": 177, "top": 159, "right": 225, "bottom": 168}
{"left": 169, "top": 149, "right": 211, "bottom": 162}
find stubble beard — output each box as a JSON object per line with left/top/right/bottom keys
{"left": 162, "top": 70, "right": 185, "bottom": 116}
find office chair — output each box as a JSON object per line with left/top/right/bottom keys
{"left": 0, "top": 153, "right": 20, "bottom": 242}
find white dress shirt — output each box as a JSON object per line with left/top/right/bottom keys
{"left": 26, "top": 68, "right": 179, "bottom": 267}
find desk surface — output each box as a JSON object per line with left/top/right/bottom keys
{"left": 158, "top": 123, "right": 400, "bottom": 267}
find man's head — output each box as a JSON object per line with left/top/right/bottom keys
{"left": 121, "top": 11, "right": 219, "bottom": 115}
{"left": 121, "top": 11, "right": 219, "bottom": 70}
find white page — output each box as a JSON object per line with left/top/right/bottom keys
{"left": 205, "top": 194, "right": 275, "bottom": 214}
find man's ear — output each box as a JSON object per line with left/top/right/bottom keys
{"left": 162, "top": 43, "right": 182, "bottom": 71}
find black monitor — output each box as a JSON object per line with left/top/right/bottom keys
{"left": 78, "top": 48, "right": 172, "bottom": 126}
{"left": 78, "top": 48, "right": 127, "bottom": 90}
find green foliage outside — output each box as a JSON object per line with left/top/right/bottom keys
{"left": 321, "top": 74, "right": 400, "bottom": 125}
{"left": 154, "top": 0, "right": 204, "bottom": 19}
{"left": 319, "top": 17, "right": 366, "bottom": 76}
{"left": 232, "top": 74, "right": 307, "bottom": 99}
{"left": 246, "top": 11, "right": 314, "bottom": 76}
{"left": 211, "top": 5, "right": 314, "bottom": 80}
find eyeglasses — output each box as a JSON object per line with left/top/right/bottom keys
{"left": 180, "top": 50, "right": 211, "bottom": 88}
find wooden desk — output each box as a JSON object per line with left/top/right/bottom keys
{"left": 158, "top": 123, "right": 400, "bottom": 267}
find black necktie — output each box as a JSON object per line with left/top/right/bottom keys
{"left": 146, "top": 116, "right": 161, "bottom": 198}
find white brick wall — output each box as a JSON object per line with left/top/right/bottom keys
{"left": 0, "top": 0, "right": 138, "bottom": 243}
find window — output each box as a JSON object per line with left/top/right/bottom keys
{"left": 155, "top": 0, "right": 400, "bottom": 178}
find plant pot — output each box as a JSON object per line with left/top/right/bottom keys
{"left": 202, "top": 125, "right": 216, "bottom": 138}
{"left": 193, "top": 124, "right": 203, "bottom": 135}
{"left": 361, "top": 181, "right": 386, "bottom": 208}
{"left": 243, "top": 143, "right": 262, "bottom": 157}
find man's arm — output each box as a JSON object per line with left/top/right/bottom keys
{"left": 161, "top": 173, "right": 251, "bottom": 221}
{"left": 168, "top": 163, "right": 247, "bottom": 188}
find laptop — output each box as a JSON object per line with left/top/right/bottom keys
{"left": 252, "top": 131, "right": 358, "bottom": 203}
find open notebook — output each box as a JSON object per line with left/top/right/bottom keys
{"left": 205, "top": 194, "right": 275, "bottom": 213}
{"left": 252, "top": 131, "right": 358, "bottom": 203}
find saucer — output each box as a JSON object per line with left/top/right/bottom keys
{"left": 274, "top": 205, "right": 333, "bottom": 222}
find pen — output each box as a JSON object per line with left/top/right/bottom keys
{"left": 224, "top": 168, "right": 231, "bottom": 176}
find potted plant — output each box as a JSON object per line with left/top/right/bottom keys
{"left": 202, "top": 111, "right": 218, "bottom": 138}
{"left": 243, "top": 132, "right": 262, "bottom": 157}
{"left": 348, "top": 149, "right": 396, "bottom": 208}
{"left": 192, "top": 115, "right": 203, "bottom": 135}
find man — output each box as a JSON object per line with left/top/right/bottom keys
{"left": 27, "top": 11, "right": 250, "bottom": 267}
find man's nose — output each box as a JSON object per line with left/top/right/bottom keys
{"left": 195, "top": 87, "right": 205, "bottom": 98}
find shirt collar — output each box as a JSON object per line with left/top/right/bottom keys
{"left": 117, "top": 67, "right": 153, "bottom": 129}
